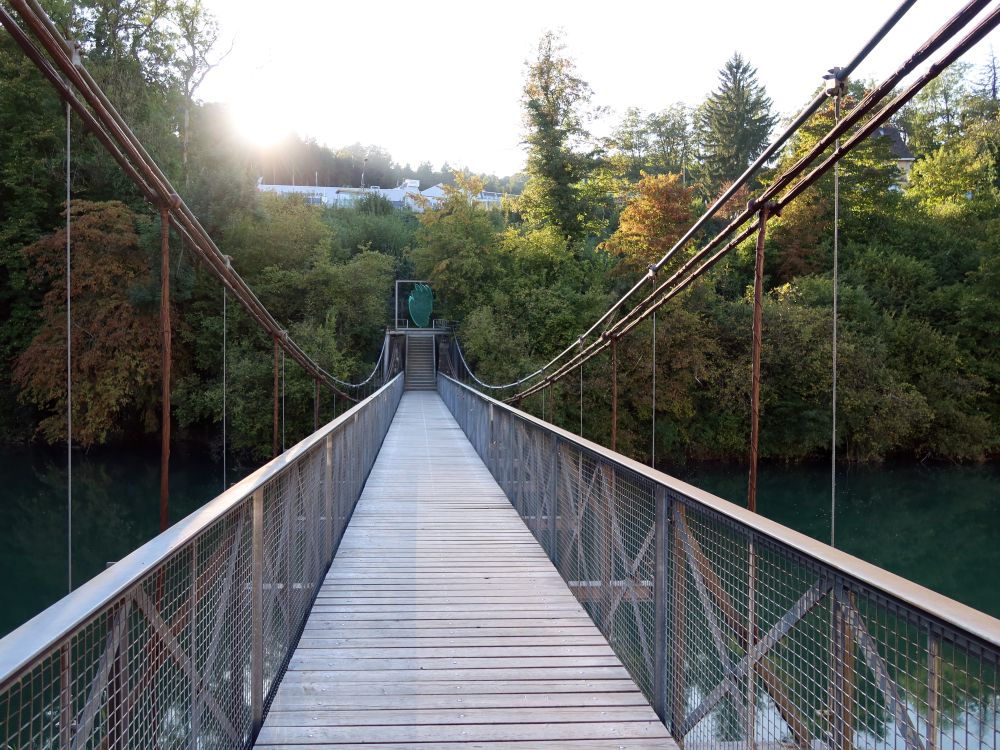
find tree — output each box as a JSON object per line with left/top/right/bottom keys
{"left": 605, "top": 107, "right": 651, "bottom": 183}
{"left": 13, "top": 201, "right": 160, "bottom": 446}
{"left": 896, "top": 63, "right": 971, "bottom": 157}
{"left": 646, "top": 104, "right": 695, "bottom": 180}
{"left": 519, "top": 31, "right": 601, "bottom": 244}
{"left": 172, "top": 0, "right": 231, "bottom": 186}
{"left": 0, "top": 28, "right": 66, "bottom": 438}
{"left": 696, "top": 52, "right": 777, "bottom": 193}
{"left": 410, "top": 175, "right": 501, "bottom": 322}
{"left": 602, "top": 172, "right": 694, "bottom": 270}
{"left": 907, "top": 113, "right": 1000, "bottom": 212}
{"left": 767, "top": 89, "right": 899, "bottom": 283}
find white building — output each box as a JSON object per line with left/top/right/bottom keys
{"left": 419, "top": 183, "right": 504, "bottom": 210}
{"left": 257, "top": 179, "right": 506, "bottom": 212}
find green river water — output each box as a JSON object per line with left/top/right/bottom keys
{"left": 0, "top": 446, "right": 998, "bottom": 637}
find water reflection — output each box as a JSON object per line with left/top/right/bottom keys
{"left": 0, "top": 445, "right": 241, "bottom": 636}
{"left": 675, "top": 462, "right": 1000, "bottom": 619}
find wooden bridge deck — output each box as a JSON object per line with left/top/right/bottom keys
{"left": 254, "top": 391, "right": 675, "bottom": 749}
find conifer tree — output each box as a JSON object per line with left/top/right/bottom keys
{"left": 697, "top": 53, "right": 777, "bottom": 192}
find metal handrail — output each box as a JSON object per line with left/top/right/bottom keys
{"left": 0, "top": 372, "right": 402, "bottom": 680}
{"left": 439, "top": 373, "right": 1000, "bottom": 649}
{"left": 439, "top": 372, "right": 1000, "bottom": 750}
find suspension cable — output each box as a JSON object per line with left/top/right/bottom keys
{"left": 1, "top": 0, "right": 383, "bottom": 400}
{"left": 449, "top": 0, "right": 983, "bottom": 399}
{"left": 510, "top": 2, "right": 1000, "bottom": 403}
{"left": 651, "top": 310, "right": 656, "bottom": 468}
{"left": 281, "top": 348, "right": 286, "bottom": 452}
{"left": 222, "top": 285, "right": 227, "bottom": 490}
{"left": 452, "top": 337, "right": 542, "bottom": 390}
{"left": 65, "top": 99, "right": 72, "bottom": 594}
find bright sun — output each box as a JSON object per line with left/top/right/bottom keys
{"left": 230, "top": 100, "right": 293, "bottom": 147}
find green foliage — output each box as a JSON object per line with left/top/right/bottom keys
{"left": 14, "top": 201, "right": 160, "bottom": 447}
{"left": 410, "top": 176, "right": 502, "bottom": 322}
{"left": 696, "top": 53, "right": 777, "bottom": 193}
{"left": 1, "top": 8, "right": 998, "bottom": 473}
{"left": 325, "top": 205, "right": 417, "bottom": 263}
{"left": 519, "top": 31, "right": 602, "bottom": 244}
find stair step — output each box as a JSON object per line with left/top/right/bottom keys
{"left": 405, "top": 335, "right": 436, "bottom": 391}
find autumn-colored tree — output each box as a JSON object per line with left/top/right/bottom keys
{"left": 602, "top": 172, "right": 694, "bottom": 270}
{"left": 14, "top": 201, "right": 161, "bottom": 446}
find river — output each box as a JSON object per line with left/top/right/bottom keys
{"left": 0, "top": 446, "right": 997, "bottom": 637}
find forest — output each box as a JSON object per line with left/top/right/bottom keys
{"left": 1, "top": 3, "right": 998, "bottom": 466}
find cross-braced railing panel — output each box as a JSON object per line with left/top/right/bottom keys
{"left": 439, "top": 373, "right": 1000, "bottom": 750}
{"left": 0, "top": 374, "right": 403, "bottom": 749}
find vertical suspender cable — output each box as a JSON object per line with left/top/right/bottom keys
{"left": 159, "top": 205, "right": 171, "bottom": 532}
{"left": 651, "top": 311, "right": 657, "bottom": 468}
{"left": 65, "top": 100, "right": 72, "bottom": 593}
{"left": 222, "top": 286, "right": 227, "bottom": 490}
{"left": 610, "top": 337, "right": 618, "bottom": 452}
{"left": 578, "top": 361, "right": 583, "bottom": 437}
{"left": 281, "top": 348, "right": 285, "bottom": 451}
{"left": 747, "top": 205, "right": 770, "bottom": 514}
{"left": 272, "top": 337, "right": 279, "bottom": 458}
{"left": 831, "top": 87, "right": 842, "bottom": 549}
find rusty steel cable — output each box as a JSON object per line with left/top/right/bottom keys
{"left": 452, "top": 0, "right": 990, "bottom": 401}
{"left": 0, "top": 0, "right": 381, "bottom": 401}
{"left": 511, "top": 1, "right": 1000, "bottom": 403}
{"left": 448, "top": 0, "right": 926, "bottom": 395}
{"left": 516, "top": 0, "right": 996, "bottom": 393}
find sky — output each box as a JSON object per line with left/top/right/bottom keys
{"left": 197, "top": 0, "right": 1000, "bottom": 178}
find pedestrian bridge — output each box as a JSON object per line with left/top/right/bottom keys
{"left": 1, "top": 374, "right": 998, "bottom": 749}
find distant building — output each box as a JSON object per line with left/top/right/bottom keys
{"left": 874, "top": 125, "right": 916, "bottom": 184}
{"left": 419, "top": 183, "right": 504, "bottom": 209}
{"left": 256, "top": 179, "right": 507, "bottom": 212}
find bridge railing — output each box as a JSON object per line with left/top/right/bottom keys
{"left": 439, "top": 373, "right": 1000, "bottom": 750}
{"left": 0, "top": 373, "right": 404, "bottom": 749}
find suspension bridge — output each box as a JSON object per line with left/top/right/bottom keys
{"left": 1, "top": 0, "right": 1000, "bottom": 748}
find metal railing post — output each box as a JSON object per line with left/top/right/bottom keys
{"left": 831, "top": 586, "right": 855, "bottom": 750}
{"left": 324, "top": 434, "right": 334, "bottom": 563}
{"left": 351, "top": 413, "right": 360, "bottom": 501}
{"left": 548, "top": 435, "right": 560, "bottom": 565}
{"left": 671, "top": 503, "right": 688, "bottom": 740}
{"left": 251, "top": 488, "right": 264, "bottom": 735}
{"left": 189, "top": 540, "right": 200, "bottom": 743}
{"left": 653, "top": 484, "right": 669, "bottom": 725}
{"left": 927, "top": 630, "right": 940, "bottom": 750}
{"left": 59, "top": 643, "right": 71, "bottom": 748}
{"left": 488, "top": 403, "right": 495, "bottom": 473}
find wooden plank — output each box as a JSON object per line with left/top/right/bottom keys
{"left": 256, "top": 722, "right": 670, "bottom": 744}
{"left": 255, "top": 742, "right": 672, "bottom": 750}
{"left": 268, "top": 690, "right": 652, "bottom": 711}
{"left": 279, "top": 667, "right": 636, "bottom": 682}
{"left": 254, "top": 391, "right": 676, "bottom": 749}
{"left": 267, "top": 679, "right": 645, "bottom": 698}
{"left": 295, "top": 636, "right": 612, "bottom": 648}
{"left": 263, "top": 706, "right": 668, "bottom": 725}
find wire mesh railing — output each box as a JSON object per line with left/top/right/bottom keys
{"left": 0, "top": 373, "right": 403, "bottom": 749}
{"left": 438, "top": 373, "right": 1000, "bottom": 750}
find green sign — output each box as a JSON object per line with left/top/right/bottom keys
{"left": 408, "top": 283, "right": 433, "bottom": 327}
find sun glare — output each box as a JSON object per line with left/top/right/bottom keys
{"left": 231, "top": 101, "right": 293, "bottom": 147}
